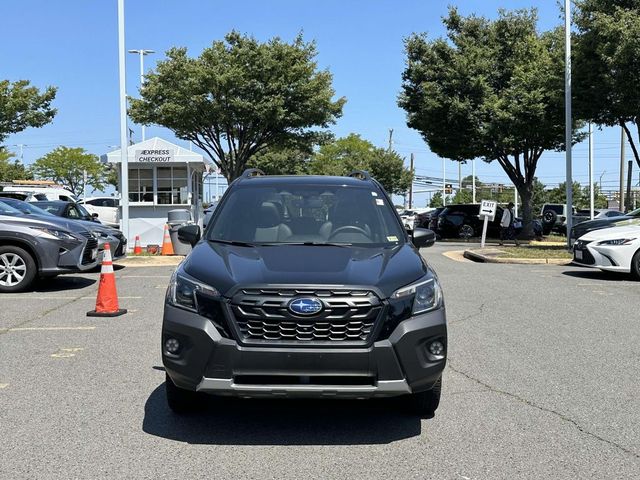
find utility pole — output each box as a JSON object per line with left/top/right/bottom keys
{"left": 620, "top": 126, "right": 626, "bottom": 212}
{"left": 472, "top": 160, "right": 476, "bottom": 203}
{"left": 589, "top": 122, "right": 594, "bottom": 219}
{"left": 514, "top": 187, "right": 518, "bottom": 217}
{"left": 458, "top": 162, "right": 461, "bottom": 196}
{"left": 564, "top": 0, "right": 573, "bottom": 250}
{"left": 442, "top": 158, "right": 446, "bottom": 207}
{"left": 409, "top": 153, "right": 414, "bottom": 209}
{"left": 387, "top": 129, "right": 394, "bottom": 152}
{"left": 128, "top": 49, "right": 155, "bottom": 142}
{"left": 626, "top": 160, "right": 633, "bottom": 213}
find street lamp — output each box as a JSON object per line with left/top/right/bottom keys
{"left": 128, "top": 49, "right": 155, "bottom": 142}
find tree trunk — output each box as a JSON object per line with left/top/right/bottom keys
{"left": 517, "top": 182, "right": 535, "bottom": 239}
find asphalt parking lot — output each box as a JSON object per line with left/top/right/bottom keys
{"left": 1, "top": 243, "right": 639, "bottom": 479}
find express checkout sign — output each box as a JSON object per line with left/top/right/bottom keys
{"left": 134, "top": 149, "right": 174, "bottom": 163}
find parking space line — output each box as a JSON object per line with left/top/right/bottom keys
{"left": 0, "top": 383, "right": 8, "bottom": 389}
{"left": 0, "top": 326, "right": 96, "bottom": 332}
{"left": 1, "top": 295, "right": 143, "bottom": 300}
{"left": 120, "top": 275, "right": 171, "bottom": 278}
{"left": 51, "top": 347, "right": 84, "bottom": 358}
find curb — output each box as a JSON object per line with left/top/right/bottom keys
{"left": 115, "top": 256, "right": 186, "bottom": 267}
{"left": 463, "top": 249, "right": 571, "bottom": 265}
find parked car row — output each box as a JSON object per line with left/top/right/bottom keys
{"left": 0, "top": 198, "right": 126, "bottom": 292}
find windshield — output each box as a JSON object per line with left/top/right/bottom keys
{"left": 34, "top": 203, "right": 63, "bottom": 215}
{"left": 0, "top": 201, "right": 23, "bottom": 215}
{"left": 628, "top": 207, "right": 640, "bottom": 217}
{"left": 208, "top": 184, "right": 405, "bottom": 246}
{"left": 76, "top": 204, "right": 92, "bottom": 218}
{"left": 0, "top": 199, "right": 54, "bottom": 216}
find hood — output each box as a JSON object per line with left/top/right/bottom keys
{"left": 0, "top": 213, "right": 90, "bottom": 234}
{"left": 581, "top": 225, "right": 640, "bottom": 242}
{"left": 182, "top": 242, "right": 429, "bottom": 299}
{"left": 574, "top": 215, "right": 638, "bottom": 233}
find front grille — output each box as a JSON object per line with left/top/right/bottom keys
{"left": 76, "top": 231, "right": 98, "bottom": 265}
{"left": 229, "top": 288, "right": 382, "bottom": 346}
{"left": 574, "top": 241, "right": 595, "bottom": 265}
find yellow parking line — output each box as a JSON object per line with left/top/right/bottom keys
{"left": 51, "top": 347, "right": 84, "bottom": 358}
{"left": 0, "top": 383, "right": 8, "bottom": 389}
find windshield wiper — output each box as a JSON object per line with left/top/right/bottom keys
{"left": 261, "top": 242, "right": 353, "bottom": 247}
{"left": 208, "top": 239, "right": 257, "bottom": 247}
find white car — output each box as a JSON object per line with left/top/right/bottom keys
{"left": 573, "top": 225, "right": 640, "bottom": 279}
{"left": 79, "top": 197, "right": 120, "bottom": 228}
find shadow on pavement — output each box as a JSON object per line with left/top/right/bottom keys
{"left": 33, "top": 276, "right": 96, "bottom": 291}
{"left": 142, "top": 383, "right": 422, "bottom": 445}
{"left": 562, "top": 269, "right": 634, "bottom": 282}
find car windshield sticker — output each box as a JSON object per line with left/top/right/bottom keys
{"left": 375, "top": 199, "right": 384, "bottom": 205}
{"left": 387, "top": 235, "right": 399, "bottom": 242}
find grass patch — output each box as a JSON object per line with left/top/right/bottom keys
{"left": 496, "top": 245, "right": 572, "bottom": 259}
{"left": 540, "top": 234, "right": 566, "bottom": 243}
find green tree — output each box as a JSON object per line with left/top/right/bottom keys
{"left": 32, "top": 147, "right": 106, "bottom": 196}
{"left": 0, "top": 80, "right": 56, "bottom": 143}
{"left": 399, "top": 8, "right": 583, "bottom": 236}
{"left": 451, "top": 188, "right": 473, "bottom": 204}
{"left": 574, "top": 0, "right": 640, "bottom": 169}
{"left": 308, "top": 134, "right": 413, "bottom": 194}
{"left": 546, "top": 181, "right": 585, "bottom": 207}
{"left": 248, "top": 147, "right": 311, "bottom": 175}
{"left": 0, "top": 148, "right": 33, "bottom": 182}
{"left": 429, "top": 191, "right": 444, "bottom": 208}
{"left": 129, "top": 31, "right": 345, "bottom": 183}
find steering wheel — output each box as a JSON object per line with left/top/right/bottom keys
{"left": 329, "top": 225, "right": 370, "bottom": 240}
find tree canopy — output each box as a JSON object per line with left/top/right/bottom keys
{"left": 129, "top": 31, "right": 345, "bottom": 182}
{"left": 308, "top": 134, "right": 413, "bottom": 195}
{"left": 574, "top": 0, "right": 640, "bottom": 169}
{"left": 399, "top": 8, "right": 583, "bottom": 233}
{"left": 0, "top": 148, "right": 33, "bottom": 182}
{"left": 0, "top": 80, "right": 56, "bottom": 143}
{"left": 32, "top": 146, "right": 106, "bottom": 196}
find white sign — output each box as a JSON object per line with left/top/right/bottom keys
{"left": 134, "top": 149, "right": 174, "bottom": 163}
{"left": 479, "top": 200, "right": 498, "bottom": 221}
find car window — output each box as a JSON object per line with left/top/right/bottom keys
{"left": 209, "top": 184, "right": 405, "bottom": 246}
{"left": 544, "top": 205, "right": 564, "bottom": 214}
{"left": 0, "top": 201, "right": 23, "bottom": 215}
{"left": 606, "top": 211, "right": 624, "bottom": 217}
{"left": 67, "top": 205, "right": 81, "bottom": 218}
{"left": 34, "top": 194, "right": 48, "bottom": 201}
{"left": 76, "top": 204, "right": 92, "bottom": 218}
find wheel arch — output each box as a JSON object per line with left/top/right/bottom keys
{"left": 0, "top": 238, "right": 42, "bottom": 273}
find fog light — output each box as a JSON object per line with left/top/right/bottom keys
{"left": 165, "top": 338, "right": 180, "bottom": 354}
{"left": 428, "top": 340, "right": 444, "bottom": 356}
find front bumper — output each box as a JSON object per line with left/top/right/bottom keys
{"left": 162, "top": 303, "right": 447, "bottom": 399}
{"left": 573, "top": 242, "right": 633, "bottom": 273}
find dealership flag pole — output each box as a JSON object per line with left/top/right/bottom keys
{"left": 117, "top": 0, "right": 129, "bottom": 244}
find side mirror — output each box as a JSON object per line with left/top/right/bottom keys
{"left": 92, "top": 213, "right": 99, "bottom": 218}
{"left": 178, "top": 224, "right": 201, "bottom": 247}
{"left": 412, "top": 228, "right": 436, "bottom": 248}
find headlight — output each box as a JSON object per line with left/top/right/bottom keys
{"left": 29, "top": 227, "right": 78, "bottom": 241}
{"left": 392, "top": 276, "right": 443, "bottom": 315}
{"left": 167, "top": 270, "right": 220, "bottom": 312}
{"left": 597, "top": 238, "right": 636, "bottom": 246}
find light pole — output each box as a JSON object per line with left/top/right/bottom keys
{"left": 118, "top": 0, "right": 129, "bottom": 243}
{"left": 128, "top": 48, "right": 154, "bottom": 142}
{"left": 564, "top": 0, "right": 573, "bottom": 249}
{"left": 588, "top": 122, "right": 594, "bottom": 219}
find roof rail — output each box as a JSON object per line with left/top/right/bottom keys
{"left": 241, "top": 168, "right": 266, "bottom": 179}
{"left": 347, "top": 170, "right": 371, "bottom": 181}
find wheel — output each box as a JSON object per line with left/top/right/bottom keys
{"left": 165, "top": 373, "right": 205, "bottom": 414}
{"left": 458, "top": 224, "right": 475, "bottom": 239}
{"left": 0, "top": 246, "right": 37, "bottom": 293}
{"left": 403, "top": 377, "right": 442, "bottom": 418}
{"left": 631, "top": 250, "right": 640, "bottom": 281}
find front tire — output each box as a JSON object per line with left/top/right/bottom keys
{"left": 459, "top": 224, "right": 475, "bottom": 239}
{"left": 631, "top": 250, "right": 640, "bottom": 281}
{"left": 404, "top": 377, "right": 442, "bottom": 418}
{"left": 0, "top": 246, "right": 37, "bottom": 293}
{"left": 165, "top": 373, "right": 205, "bottom": 414}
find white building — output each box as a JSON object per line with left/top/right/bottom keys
{"left": 102, "top": 137, "right": 208, "bottom": 246}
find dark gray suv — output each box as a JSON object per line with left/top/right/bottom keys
{"left": 0, "top": 203, "right": 99, "bottom": 292}
{"left": 162, "top": 170, "right": 447, "bottom": 417}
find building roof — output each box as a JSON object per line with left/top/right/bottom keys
{"left": 101, "top": 137, "right": 207, "bottom": 165}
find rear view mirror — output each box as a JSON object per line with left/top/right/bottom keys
{"left": 178, "top": 224, "right": 201, "bottom": 247}
{"left": 412, "top": 228, "right": 436, "bottom": 248}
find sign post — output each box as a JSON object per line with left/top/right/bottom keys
{"left": 479, "top": 200, "right": 498, "bottom": 248}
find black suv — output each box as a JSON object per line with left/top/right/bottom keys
{"left": 437, "top": 204, "right": 504, "bottom": 239}
{"left": 162, "top": 170, "right": 447, "bottom": 417}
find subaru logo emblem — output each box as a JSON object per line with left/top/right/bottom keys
{"left": 288, "top": 297, "right": 323, "bottom": 316}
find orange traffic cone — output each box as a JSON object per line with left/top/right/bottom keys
{"left": 133, "top": 235, "right": 142, "bottom": 255}
{"left": 87, "top": 243, "right": 127, "bottom": 317}
{"left": 161, "top": 224, "right": 174, "bottom": 256}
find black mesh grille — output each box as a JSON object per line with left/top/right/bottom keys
{"left": 573, "top": 241, "right": 595, "bottom": 265}
{"left": 229, "top": 288, "right": 382, "bottom": 346}
{"left": 78, "top": 232, "right": 98, "bottom": 265}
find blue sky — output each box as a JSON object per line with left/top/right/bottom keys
{"left": 1, "top": 0, "right": 632, "bottom": 205}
